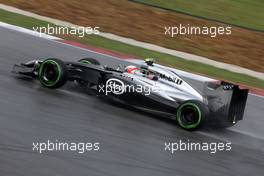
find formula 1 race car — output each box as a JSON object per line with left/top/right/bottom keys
{"left": 12, "top": 58, "right": 249, "bottom": 130}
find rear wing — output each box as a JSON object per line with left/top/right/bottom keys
{"left": 203, "top": 81, "right": 248, "bottom": 127}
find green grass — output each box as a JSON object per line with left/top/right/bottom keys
{"left": 0, "top": 8, "right": 264, "bottom": 89}
{"left": 132, "top": 0, "right": 264, "bottom": 31}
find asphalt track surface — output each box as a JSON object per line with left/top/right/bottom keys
{"left": 0, "top": 26, "right": 264, "bottom": 176}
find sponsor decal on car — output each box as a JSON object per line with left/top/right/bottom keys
{"left": 159, "top": 73, "right": 183, "bottom": 85}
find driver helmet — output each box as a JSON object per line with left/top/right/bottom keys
{"left": 125, "top": 65, "right": 139, "bottom": 74}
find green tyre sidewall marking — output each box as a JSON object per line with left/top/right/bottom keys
{"left": 38, "top": 60, "right": 62, "bottom": 87}
{"left": 79, "top": 60, "right": 92, "bottom": 65}
{"left": 176, "top": 102, "right": 202, "bottom": 129}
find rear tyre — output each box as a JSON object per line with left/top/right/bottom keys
{"left": 38, "top": 58, "right": 67, "bottom": 89}
{"left": 78, "top": 58, "right": 101, "bottom": 65}
{"left": 176, "top": 100, "right": 206, "bottom": 130}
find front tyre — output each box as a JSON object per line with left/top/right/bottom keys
{"left": 176, "top": 101, "right": 206, "bottom": 130}
{"left": 38, "top": 58, "right": 67, "bottom": 88}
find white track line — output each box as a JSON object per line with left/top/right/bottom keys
{"left": 249, "top": 93, "right": 264, "bottom": 99}
{"left": 0, "top": 22, "right": 60, "bottom": 40}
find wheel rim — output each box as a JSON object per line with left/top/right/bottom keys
{"left": 177, "top": 103, "right": 202, "bottom": 129}
{"left": 39, "top": 60, "right": 61, "bottom": 87}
